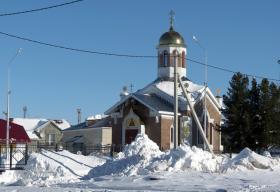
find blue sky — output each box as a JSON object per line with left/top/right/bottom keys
{"left": 0, "top": 0, "right": 279, "bottom": 124}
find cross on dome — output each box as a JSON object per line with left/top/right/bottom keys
{"left": 169, "top": 10, "right": 175, "bottom": 30}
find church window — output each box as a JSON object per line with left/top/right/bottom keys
{"left": 173, "top": 50, "right": 179, "bottom": 67}
{"left": 182, "top": 51, "right": 186, "bottom": 68}
{"left": 178, "top": 53, "right": 182, "bottom": 67}
{"left": 159, "top": 53, "right": 163, "bottom": 67}
{"left": 163, "top": 51, "right": 168, "bottom": 67}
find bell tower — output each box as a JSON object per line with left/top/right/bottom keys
{"left": 157, "top": 11, "right": 187, "bottom": 80}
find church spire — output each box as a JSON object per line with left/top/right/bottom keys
{"left": 157, "top": 11, "right": 187, "bottom": 79}
{"left": 169, "top": 10, "right": 175, "bottom": 31}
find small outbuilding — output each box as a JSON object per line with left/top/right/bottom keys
{"left": 0, "top": 119, "right": 31, "bottom": 145}
{"left": 0, "top": 119, "right": 31, "bottom": 169}
{"left": 62, "top": 117, "right": 112, "bottom": 155}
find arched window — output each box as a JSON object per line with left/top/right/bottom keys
{"left": 163, "top": 51, "right": 168, "bottom": 67}
{"left": 178, "top": 53, "right": 182, "bottom": 67}
{"left": 159, "top": 53, "right": 163, "bottom": 67}
{"left": 182, "top": 51, "right": 186, "bottom": 68}
{"left": 173, "top": 50, "right": 179, "bottom": 67}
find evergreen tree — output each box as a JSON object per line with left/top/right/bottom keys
{"left": 269, "top": 82, "right": 280, "bottom": 145}
{"left": 248, "top": 78, "right": 261, "bottom": 150}
{"left": 223, "top": 73, "right": 280, "bottom": 151}
{"left": 222, "top": 72, "right": 251, "bottom": 152}
{"left": 259, "top": 79, "right": 272, "bottom": 147}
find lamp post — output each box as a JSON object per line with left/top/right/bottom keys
{"left": 192, "top": 35, "right": 208, "bottom": 148}
{"left": 174, "top": 49, "right": 179, "bottom": 149}
{"left": 5, "top": 48, "right": 22, "bottom": 161}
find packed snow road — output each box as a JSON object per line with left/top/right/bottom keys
{"left": 1, "top": 134, "right": 280, "bottom": 191}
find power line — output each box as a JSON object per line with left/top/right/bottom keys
{"left": 0, "top": 31, "right": 156, "bottom": 58}
{"left": 0, "top": 0, "right": 84, "bottom": 17}
{"left": 0, "top": 30, "right": 279, "bottom": 82}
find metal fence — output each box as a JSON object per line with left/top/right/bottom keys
{"left": 62, "top": 144, "right": 124, "bottom": 156}
{"left": 25, "top": 143, "right": 124, "bottom": 156}
{"left": 0, "top": 143, "right": 125, "bottom": 171}
{"left": 0, "top": 144, "right": 28, "bottom": 171}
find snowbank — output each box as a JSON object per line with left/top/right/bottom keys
{"left": 86, "top": 134, "right": 280, "bottom": 179}
{"left": 117, "top": 133, "right": 163, "bottom": 159}
{"left": 221, "top": 148, "right": 279, "bottom": 172}
{"left": 86, "top": 134, "right": 163, "bottom": 177}
{"left": 86, "top": 134, "right": 222, "bottom": 178}
{"left": 148, "top": 145, "right": 222, "bottom": 173}
{"left": 0, "top": 150, "right": 106, "bottom": 186}
{"left": 2, "top": 134, "right": 280, "bottom": 186}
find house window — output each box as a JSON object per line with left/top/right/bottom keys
{"left": 163, "top": 51, "right": 168, "bottom": 67}
{"left": 170, "top": 127, "right": 174, "bottom": 143}
{"left": 48, "top": 134, "right": 55, "bottom": 145}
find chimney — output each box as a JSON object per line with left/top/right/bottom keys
{"left": 215, "top": 89, "right": 223, "bottom": 107}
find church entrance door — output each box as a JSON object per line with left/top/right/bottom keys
{"left": 125, "top": 129, "right": 138, "bottom": 144}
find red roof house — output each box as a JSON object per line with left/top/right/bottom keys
{"left": 0, "top": 119, "right": 31, "bottom": 144}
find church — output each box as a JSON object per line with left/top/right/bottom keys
{"left": 105, "top": 15, "right": 223, "bottom": 153}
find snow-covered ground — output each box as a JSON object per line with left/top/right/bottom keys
{"left": 1, "top": 134, "right": 280, "bottom": 191}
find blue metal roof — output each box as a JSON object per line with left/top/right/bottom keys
{"left": 63, "top": 117, "right": 111, "bottom": 131}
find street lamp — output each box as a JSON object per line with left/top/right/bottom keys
{"left": 173, "top": 48, "right": 179, "bottom": 149}
{"left": 5, "top": 48, "right": 22, "bottom": 161}
{"left": 192, "top": 35, "right": 208, "bottom": 148}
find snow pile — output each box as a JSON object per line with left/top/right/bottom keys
{"left": 86, "top": 134, "right": 163, "bottom": 177}
{"left": 148, "top": 145, "right": 221, "bottom": 173}
{"left": 0, "top": 150, "right": 106, "bottom": 186}
{"left": 3, "top": 134, "right": 280, "bottom": 186}
{"left": 221, "top": 148, "right": 278, "bottom": 172}
{"left": 117, "top": 133, "right": 163, "bottom": 159}
{"left": 87, "top": 134, "right": 222, "bottom": 178}
{"left": 87, "top": 134, "right": 280, "bottom": 179}
{"left": 9, "top": 152, "right": 77, "bottom": 186}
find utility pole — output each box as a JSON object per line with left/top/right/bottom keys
{"left": 6, "top": 48, "right": 22, "bottom": 161}
{"left": 77, "top": 108, "right": 81, "bottom": 124}
{"left": 278, "top": 60, "right": 280, "bottom": 86}
{"left": 178, "top": 78, "right": 214, "bottom": 155}
{"left": 174, "top": 52, "right": 178, "bottom": 149}
{"left": 193, "top": 36, "right": 208, "bottom": 148}
{"left": 169, "top": 10, "right": 178, "bottom": 149}
{"left": 23, "top": 106, "right": 27, "bottom": 118}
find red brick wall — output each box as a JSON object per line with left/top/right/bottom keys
{"left": 160, "top": 116, "right": 173, "bottom": 150}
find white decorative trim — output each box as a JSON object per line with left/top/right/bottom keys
{"left": 121, "top": 108, "right": 142, "bottom": 145}
{"left": 206, "top": 94, "right": 221, "bottom": 115}
{"left": 158, "top": 67, "right": 186, "bottom": 79}
{"left": 159, "top": 111, "right": 181, "bottom": 115}
{"left": 160, "top": 114, "right": 174, "bottom": 119}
